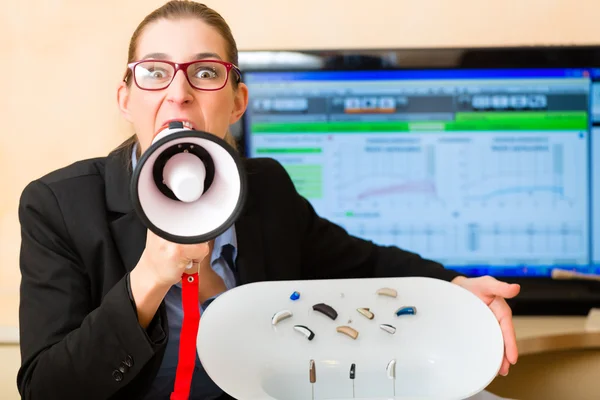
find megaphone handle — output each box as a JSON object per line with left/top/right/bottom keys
{"left": 170, "top": 271, "right": 200, "bottom": 400}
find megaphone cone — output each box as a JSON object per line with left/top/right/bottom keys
{"left": 130, "top": 121, "right": 247, "bottom": 244}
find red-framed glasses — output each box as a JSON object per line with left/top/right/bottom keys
{"left": 126, "top": 59, "right": 242, "bottom": 91}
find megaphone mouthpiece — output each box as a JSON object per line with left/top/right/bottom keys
{"left": 152, "top": 142, "right": 215, "bottom": 202}
{"left": 153, "top": 120, "right": 193, "bottom": 143}
{"left": 163, "top": 151, "right": 207, "bottom": 203}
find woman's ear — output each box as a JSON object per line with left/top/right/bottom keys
{"left": 117, "top": 81, "right": 133, "bottom": 122}
{"left": 229, "top": 82, "right": 249, "bottom": 125}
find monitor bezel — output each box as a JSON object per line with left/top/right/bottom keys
{"left": 238, "top": 45, "right": 600, "bottom": 71}
{"left": 237, "top": 45, "right": 600, "bottom": 315}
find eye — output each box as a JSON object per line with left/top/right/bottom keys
{"left": 150, "top": 69, "right": 167, "bottom": 78}
{"left": 137, "top": 64, "right": 171, "bottom": 80}
{"left": 147, "top": 67, "right": 169, "bottom": 79}
{"left": 194, "top": 67, "right": 218, "bottom": 79}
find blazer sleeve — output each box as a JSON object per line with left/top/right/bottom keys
{"left": 17, "top": 180, "right": 166, "bottom": 400}
{"left": 268, "top": 160, "right": 464, "bottom": 282}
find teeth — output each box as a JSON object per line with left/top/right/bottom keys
{"left": 182, "top": 121, "right": 194, "bottom": 130}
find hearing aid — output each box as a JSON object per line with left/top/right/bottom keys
{"left": 349, "top": 363, "right": 356, "bottom": 397}
{"left": 294, "top": 325, "right": 315, "bottom": 341}
{"left": 336, "top": 325, "right": 359, "bottom": 340}
{"left": 309, "top": 359, "right": 316, "bottom": 383}
{"left": 271, "top": 310, "right": 293, "bottom": 325}
{"left": 309, "top": 359, "right": 316, "bottom": 400}
{"left": 312, "top": 303, "right": 338, "bottom": 320}
{"left": 386, "top": 359, "right": 397, "bottom": 396}
{"left": 386, "top": 359, "right": 396, "bottom": 379}
{"left": 395, "top": 306, "right": 417, "bottom": 316}
{"left": 376, "top": 287, "right": 397, "bottom": 298}
{"left": 357, "top": 307, "right": 374, "bottom": 320}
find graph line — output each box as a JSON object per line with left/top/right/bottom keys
{"left": 464, "top": 185, "right": 564, "bottom": 201}
{"left": 356, "top": 181, "right": 437, "bottom": 200}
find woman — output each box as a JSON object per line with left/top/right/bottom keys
{"left": 17, "top": 1, "right": 520, "bottom": 399}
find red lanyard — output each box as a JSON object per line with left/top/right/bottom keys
{"left": 170, "top": 272, "right": 200, "bottom": 400}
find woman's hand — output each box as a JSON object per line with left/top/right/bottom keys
{"left": 452, "top": 275, "right": 521, "bottom": 376}
{"left": 139, "top": 229, "right": 211, "bottom": 287}
{"left": 129, "top": 230, "right": 211, "bottom": 328}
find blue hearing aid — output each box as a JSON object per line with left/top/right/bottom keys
{"left": 395, "top": 306, "right": 417, "bottom": 316}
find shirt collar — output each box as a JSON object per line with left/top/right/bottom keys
{"left": 212, "top": 223, "right": 237, "bottom": 263}
{"left": 131, "top": 142, "right": 238, "bottom": 263}
{"left": 132, "top": 143, "right": 139, "bottom": 169}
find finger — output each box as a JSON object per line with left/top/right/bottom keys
{"left": 490, "top": 298, "right": 519, "bottom": 365}
{"left": 499, "top": 357, "right": 510, "bottom": 376}
{"left": 185, "top": 260, "right": 199, "bottom": 271}
{"left": 486, "top": 277, "right": 521, "bottom": 299}
{"left": 181, "top": 242, "right": 211, "bottom": 261}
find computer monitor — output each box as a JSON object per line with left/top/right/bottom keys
{"left": 238, "top": 47, "right": 600, "bottom": 312}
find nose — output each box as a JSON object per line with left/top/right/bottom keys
{"left": 166, "top": 69, "right": 194, "bottom": 105}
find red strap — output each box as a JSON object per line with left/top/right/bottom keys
{"left": 170, "top": 272, "right": 200, "bottom": 400}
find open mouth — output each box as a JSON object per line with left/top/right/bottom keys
{"left": 156, "top": 120, "right": 196, "bottom": 136}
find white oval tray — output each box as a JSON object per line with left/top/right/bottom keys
{"left": 197, "top": 277, "right": 503, "bottom": 399}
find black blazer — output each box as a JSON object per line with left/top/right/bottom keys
{"left": 17, "top": 139, "right": 461, "bottom": 400}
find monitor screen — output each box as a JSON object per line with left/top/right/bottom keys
{"left": 242, "top": 65, "right": 600, "bottom": 278}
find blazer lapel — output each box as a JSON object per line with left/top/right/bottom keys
{"left": 109, "top": 212, "right": 147, "bottom": 273}
{"left": 235, "top": 212, "right": 266, "bottom": 284}
{"left": 104, "top": 142, "right": 147, "bottom": 273}
{"left": 233, "top": 158, "right": 267, "bottom": 285}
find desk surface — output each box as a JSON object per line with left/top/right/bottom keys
{"left": 513, "top": 316, "right": 587, "bottom": 339}
{"left": 512, "top": 316, "right": 600, "bottom": 355}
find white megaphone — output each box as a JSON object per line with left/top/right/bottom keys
{"left": 130, "top": 121, "right": 247, "bottom": 245}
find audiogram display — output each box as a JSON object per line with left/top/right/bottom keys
{"left": 244, "top": 69, "right": 600, "bottom": 277}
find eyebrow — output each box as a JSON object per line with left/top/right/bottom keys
{"left": 139, "top": 52, "right": 224, "bottom": 61}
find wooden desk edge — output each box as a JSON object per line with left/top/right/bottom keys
{"left": 517, "top": 331, "right": 600, "bottom": 356}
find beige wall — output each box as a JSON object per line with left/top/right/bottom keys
{"left": 2, "top": 0, "right": 600, "bottom": 329}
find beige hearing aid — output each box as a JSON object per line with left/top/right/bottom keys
{"left": 376, "top": 287, "right": 397, "bottom": 298}
{"left": 336, "top": 325, "right": 359, "bottom": 340}
{"left": 357, "top": 307, "right": 374, "bottom": 320}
